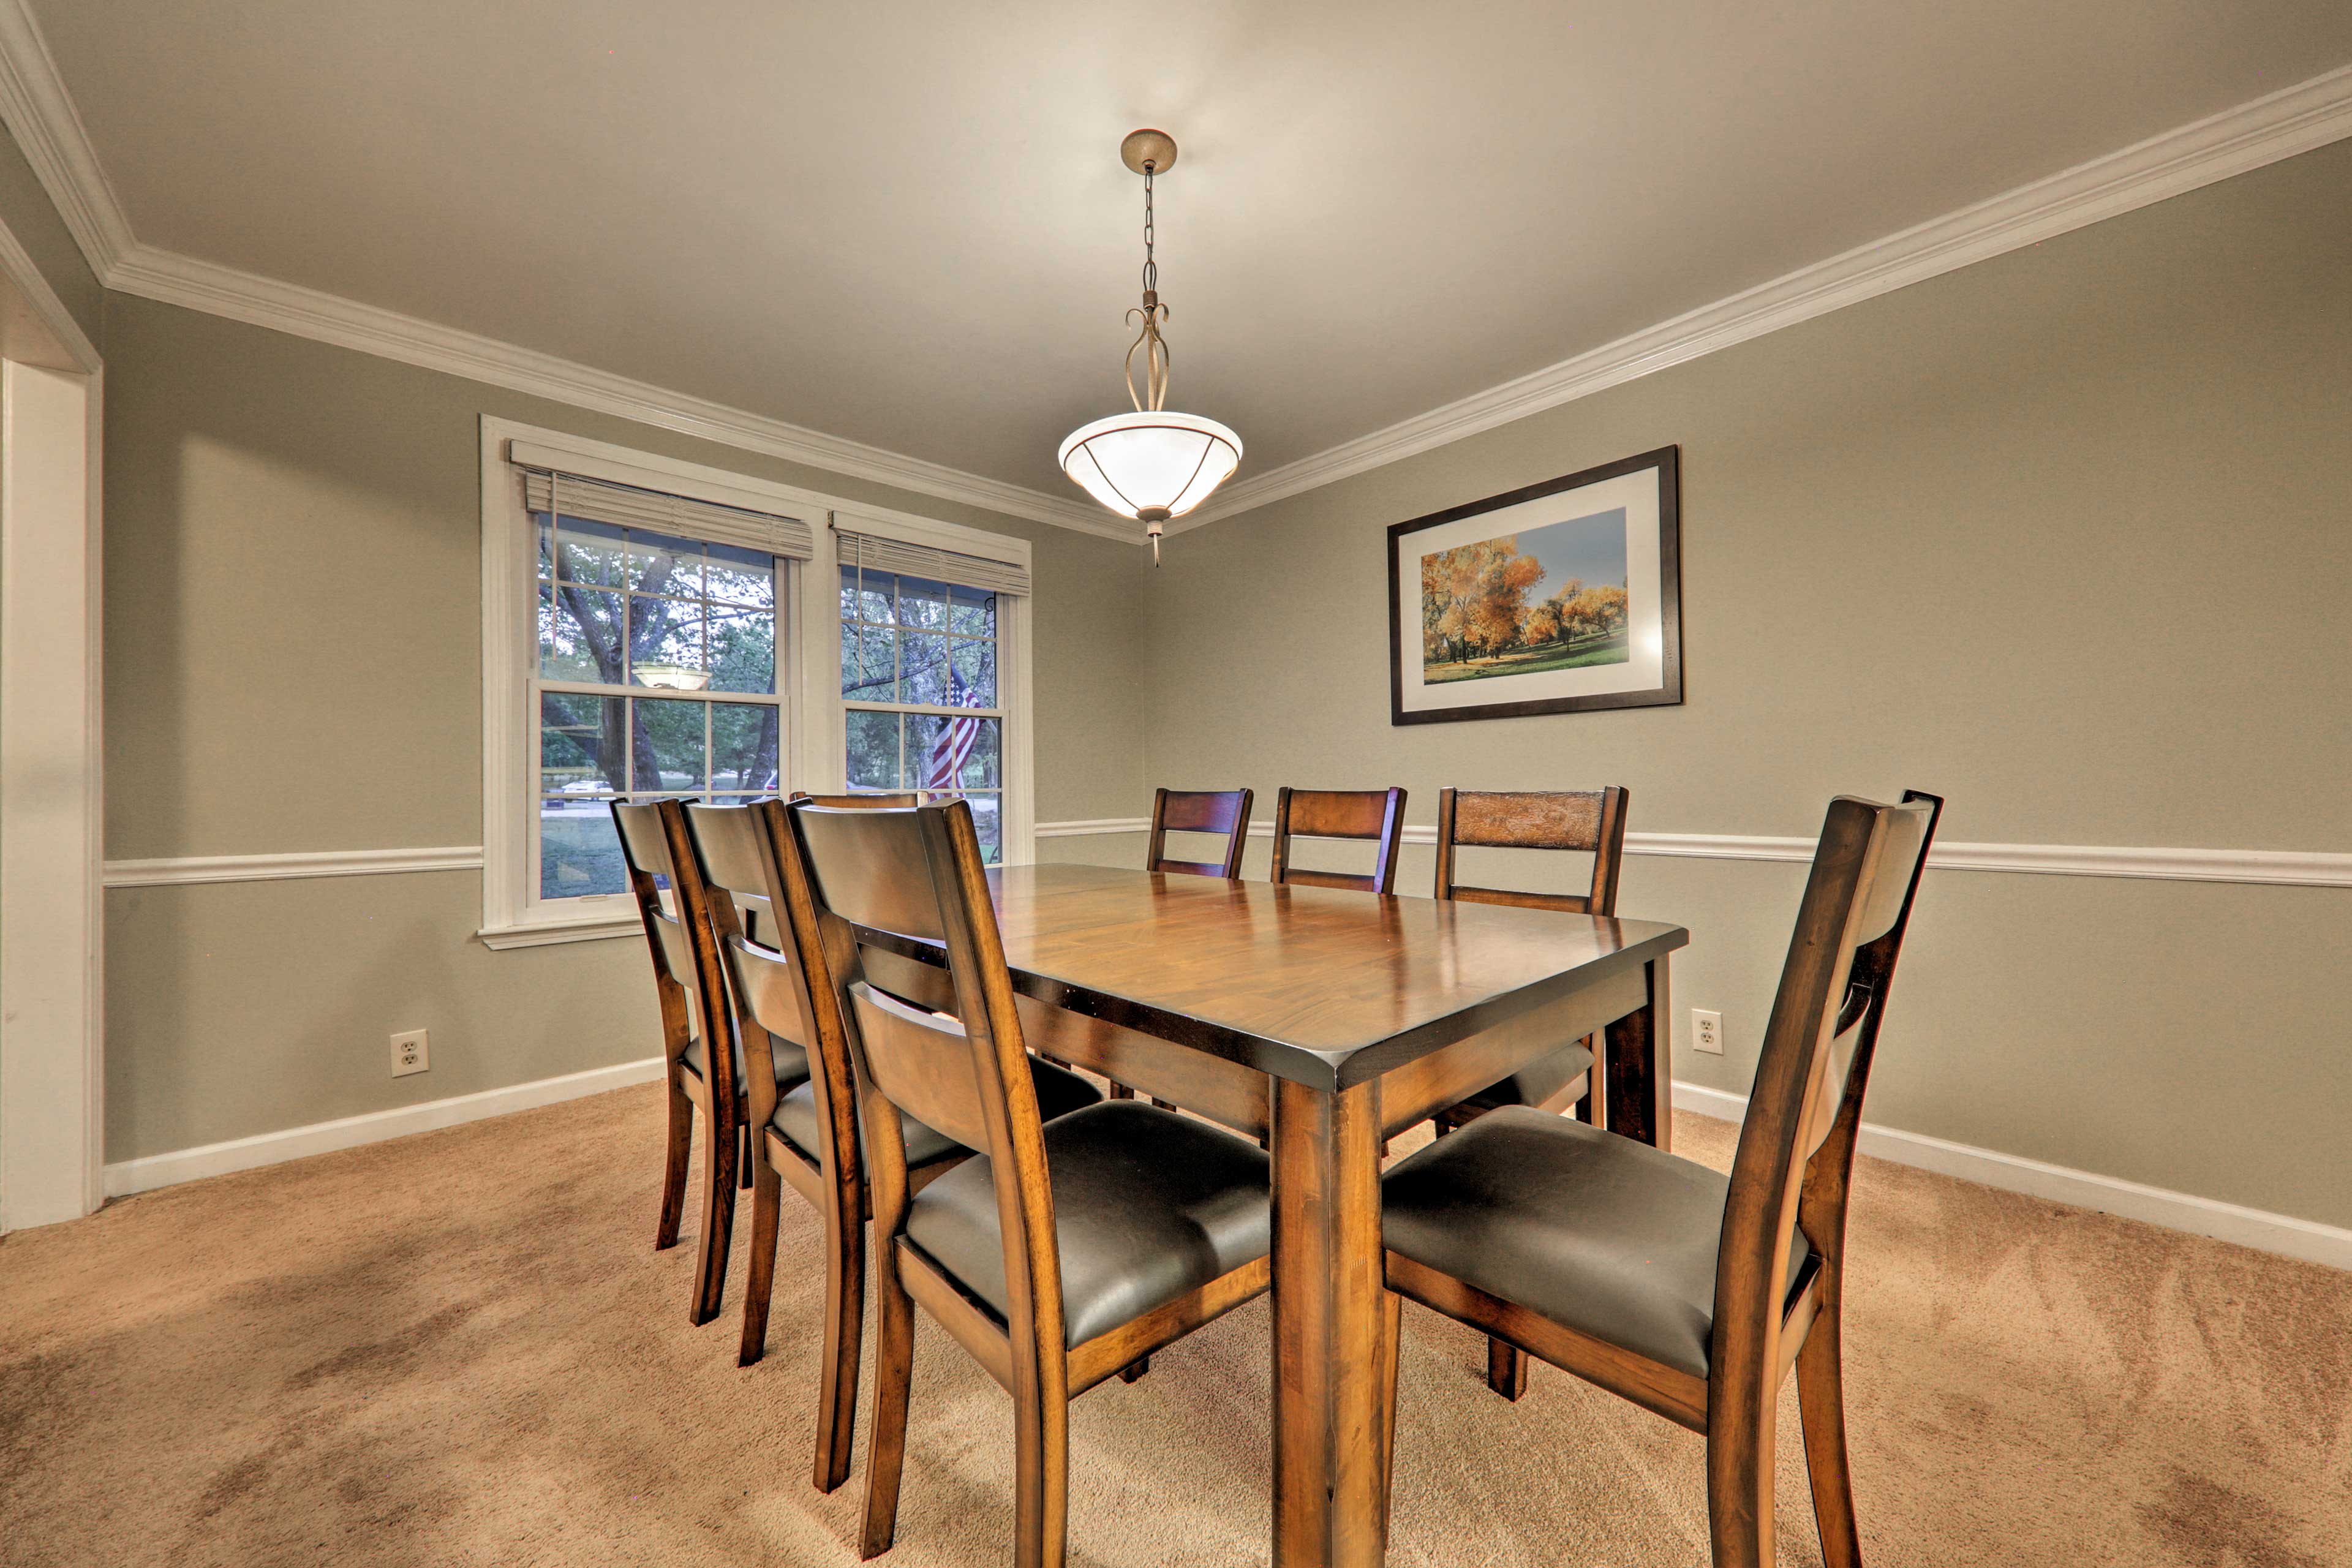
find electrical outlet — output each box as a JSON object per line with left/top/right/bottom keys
{"left": 1692, "top": 1009, "right": 1724, "bottom": 1056}
{"left": 390, "top": 1029, "right": 430, "bottom": 1077}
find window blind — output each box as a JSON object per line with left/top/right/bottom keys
{"left": 836, "top": 527, "right": 1031, "bottom": 597}
{"left": 521, "top": 468, "right": 815, "bottom": 560}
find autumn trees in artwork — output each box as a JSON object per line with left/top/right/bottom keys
{"left": 1419, "top": 535, "right": 1629, "bottom": 673}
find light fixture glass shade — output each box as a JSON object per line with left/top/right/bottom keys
{"left": 1058, "top": 411, "right": 1242, "bottom": 522}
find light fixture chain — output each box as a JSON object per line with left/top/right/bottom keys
{"left": 1142, "top": 164, "right": 1156, "bottom": 298}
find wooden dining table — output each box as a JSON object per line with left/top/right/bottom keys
{"left": 856, "top": 861, "right": 1688, "bottom": 1568}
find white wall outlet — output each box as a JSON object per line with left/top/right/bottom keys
{"left": 1692, "top": 1009, "right": 1724, "bottom": 1056}
{"left": 390, "top": 1029, "right": 430, "bottom": 1077}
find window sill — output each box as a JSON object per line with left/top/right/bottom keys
{"left": 477, "top": 913, "right": 642, "bottom": 950}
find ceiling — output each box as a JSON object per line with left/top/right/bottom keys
{"left": 31, "top": 1, "right": 2352, "bottom": 507}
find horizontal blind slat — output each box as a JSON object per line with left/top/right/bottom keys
{"left": 521, "top": 468, "right": 815, "bottom": 560}
{"left": 835, "top": 530, "right": 1031, "bottom": 596}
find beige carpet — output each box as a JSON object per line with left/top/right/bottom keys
{"left": 2, "top": 1086, "right": 2346, "bottom": 1568}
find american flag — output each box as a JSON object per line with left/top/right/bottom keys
{"left": 922, "top": 660, "right": 985, "bottom": 793}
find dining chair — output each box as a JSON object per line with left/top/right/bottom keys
{"left": 1124, "top": 786, "right": 1257, "bottom": 1110}
{"left": 1426, "top": 785, "right": 1630, "bottom": 1398}
{"left": 1145, "top": 787, "right": 1254, "bottom": 878}
{"left": 1379, "top": 789, "right": 1942, "bottom": 1568}
{"left": 613, "top": 796, "right": 777, "bottom": 1327}
{"left": 786, "top": 797, "right": 1275, "bottom": 1567}
{"left": 1270, "top": 786, "right": 1408, "bottom": 894}
{"left": 678, "top": 795, "right": 1101, "bottom": 1494}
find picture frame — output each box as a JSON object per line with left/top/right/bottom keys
{"left": 1388, "top": 445, "right": 1681, "bottom": 726}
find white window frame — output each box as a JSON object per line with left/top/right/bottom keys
{"left": 478, "top": 417, "right": 1035, "bottom": 949}
{"left": 829, "top": 510, "right": 1031, "bottom": 864}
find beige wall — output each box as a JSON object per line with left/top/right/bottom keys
{"left": 92, "top": 138, "right": 2351, "bottom": 1234}
{"left": 100, "top": 292, "right": 1151, "bottom": 1160}
{"left": 1138, "top": 140, "right": 2352, "bottom": 1227}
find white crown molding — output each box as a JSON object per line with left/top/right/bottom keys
{"left": 102, "top": 845, "right": 487, "bottom": 889}
{"left": 1174, "top": 61, "right": 2352, "bottom": 530}
{"left": 0, "top": 0, "right": 130, "bottom": 274}
{"left": 0, "top": 0, "right": 1131, "bottom": 542}
{"left": 106, "top": 244, "right": 1134, "bottom": 540}
{"left": 5, "top": 0, "right": 2346, "bottom": 545}
{"left": 102, "top": 1055, "right": 667, "bottom": 1199}
{"left": 1672, "top": 1080, "right": 2351, "bottom": 1271}
{"left": 1036, "top": 818, "right": 2352, "bottom": 889}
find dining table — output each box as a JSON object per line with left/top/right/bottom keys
{"left": 853, "top": 860, "right": 1689, "bottom": 1568}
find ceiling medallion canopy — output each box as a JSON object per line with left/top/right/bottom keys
{"left": 1058, "top": 129, "right": 1242, "bottom": 564}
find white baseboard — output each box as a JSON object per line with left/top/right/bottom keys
{"left": 101, "top": 1056, "right": 667, "bottom": 1199}
{"left": 1671, "top": 1080, "right": 2352, "bottom": 1271}
{"left": 87, "top": 1054, "right": 2350, "bottom": 1273}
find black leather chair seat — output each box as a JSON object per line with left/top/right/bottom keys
{"left": 772, "top": 1053, "right": 1102, "bottom": 1171}
{"left": 1382, "top": 1107, "right": 1811, "bottom": 1381}
{"left": 1460, "top": 1039, "right": 1594, "bottom": 1112}
{"left": 682, "top": 1032, "right": 811, "bottom": 1099}
{"left": 904, "top": 1100, "right": 1271, "bottom": 1348}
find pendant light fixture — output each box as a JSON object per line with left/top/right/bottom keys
{"left": 1058, "top": 129, "right": 1242, "bottom": 563}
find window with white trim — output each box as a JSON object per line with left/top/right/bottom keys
{"left": 839, "top": 552, "right": 1006, "bottom": 860}
{"left": 480, "top": 420, "right": 1035, "bottom": 947}
{"left": 535, "top": 501, "right": 786, "bottom": 897}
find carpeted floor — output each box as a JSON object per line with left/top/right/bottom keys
{"left": 2, "top": 1085, "right": 2346, "bottom": 1568}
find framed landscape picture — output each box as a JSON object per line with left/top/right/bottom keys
{"left": 1388, "top": 446, "right": 1681, "bottom": 725}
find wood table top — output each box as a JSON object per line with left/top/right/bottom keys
{"left": 861, "top": 862, "right": 1686, "bottom": 1092}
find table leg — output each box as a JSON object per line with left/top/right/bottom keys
{"left": 1603, "top": 955, "right": 1672, "bottom": 1150}
{"left": 1270, "top": 1075, "right": 1389, "bottom": 1568}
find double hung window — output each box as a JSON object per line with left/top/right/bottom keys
{"left": 481, "top": 420, "right": 1033, "bottom": 948}
{"left": 838, "top": 554, "right": 1006, "bottom": 861}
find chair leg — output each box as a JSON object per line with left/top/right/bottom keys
{"left": 859, "top": 1243, "right": 916, "bottom": 1560}
{"left": 1378, "top": 1291, "right": 1403, "bottom": 1548}
{"left": 1705, "top": 1378, "right": 1779, "bottom": 1568}
{"left": 1795, "top": 1297, "right": 1862, "bottom": 1568}
{"left": 1012, "top": 1377, "right": 1070, "bottom": 1568}
{"left": 1573, "top": 1042, "right": 1599, "bottom": 1124}
{"left": 690, "top": 1105, "right": 739, "bottom": 1327}
{"left": 1118, "top": 1355, "right": 1150, "bottom": 1383}
{"left": 810, "top": 1192, "right": 867, "bottom": 1495}
{"left": 737, "top": 1162, "right": 783, "bottom": 1368}
{"left": 656, "top": 1073, "right": 693, "bottom": 1251}
{"left": 1485, "top": 1335, "right": 1529, "bottom": 1401}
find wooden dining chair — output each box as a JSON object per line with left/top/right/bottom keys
{"left": 1425, "top": 785, "right": 1631, "bottom": 1398}
{"left": 1270, "top": 786, "right": 1408, "bottom": 894}
{"left": 1378, "top": 790, "right": 1941, "bottom": 1568}
{"left": 678, "top": 795, "right": 1101, "bottom": 1493}
{"left": 613, "top": 796, "right": 781, "bottom": 1326}
{"left": 785, "top": 797, "right": 1275, "bottom": 1567}
{"left": 1144, "top": 787, "right": 1253, "bottom": 878}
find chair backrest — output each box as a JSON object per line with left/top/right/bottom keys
{"left": 1145, "top": 788, "right": 1254, "bottom": 878}
{"left": 680, "top": 801, "right": 853, "bottom": 1169}
{"left": 785, "top": 799, "right": 1069, "bottom": 1364}
{"left": 1711, "top": 790, "right": 1942, "bottom": 1397}
{"left": 611, "top": 799, "right": 712, "bottom": 1083}
{"left": 1270, "top": 786, "right": 1408, "bottom": 894}
{"left": 766, "top": 792, "right": 917, "bottom": 941}
{"left": 1434, "top": 787, "right": 1629, "bottom": 914}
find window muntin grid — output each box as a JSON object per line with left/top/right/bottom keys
{"left": 533, "top": 513, "right": 785, "bottom": 900}
{"left": 840, "top": 564, "right": 1004, "bottom": 863}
